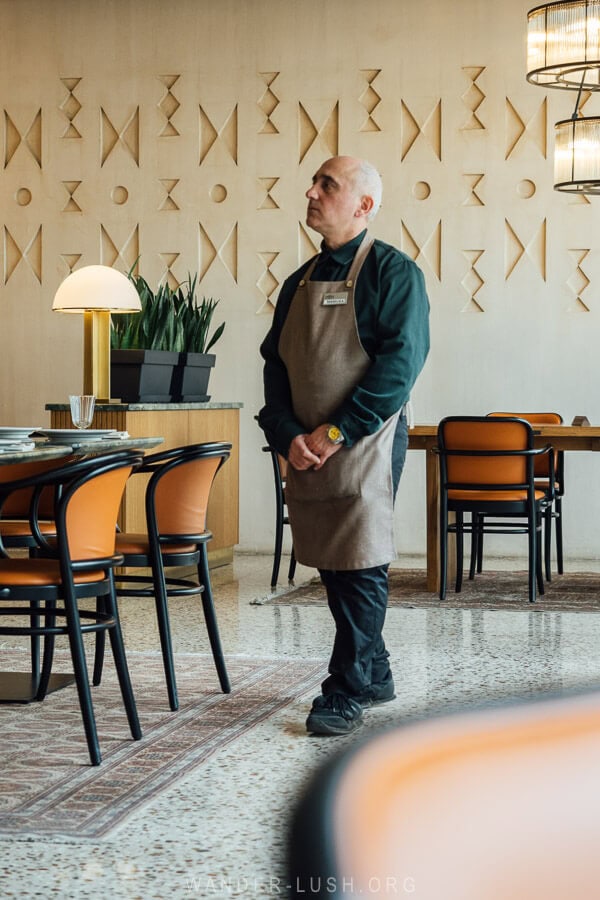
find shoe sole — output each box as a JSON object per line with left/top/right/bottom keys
{"left": 360, "top": 693, "right": 397, "bottom": 709}
{"left": 306, "top": 715, "right": 363, "bottom": 736}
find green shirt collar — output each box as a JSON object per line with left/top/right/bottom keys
{"left": 320, "top": 229, "right": 368, "bottom": 265}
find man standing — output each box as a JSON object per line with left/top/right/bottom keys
{"left": 259, "top": 156, "right": 430, "bottom": 735}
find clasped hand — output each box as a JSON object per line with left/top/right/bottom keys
{"left": 288, "top": 424, "right": 342, "bottom": 471}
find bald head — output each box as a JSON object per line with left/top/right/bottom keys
{"left": 305, "top": 156, "right": 383, "bottom": 248}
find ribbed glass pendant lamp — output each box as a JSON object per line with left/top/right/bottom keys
{"left": 527, "top": 2, "right": 600, "bottom": 193}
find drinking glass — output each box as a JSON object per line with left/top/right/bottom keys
{"left": 69, "top": 395, "right": 95, "bottom": 430}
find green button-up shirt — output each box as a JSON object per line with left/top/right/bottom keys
{"left": 259, "top": 229, "right": 430, "bottom": 454}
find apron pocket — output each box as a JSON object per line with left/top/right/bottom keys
{"left": 286, "top": 452, "right": 361, "bottom": 502}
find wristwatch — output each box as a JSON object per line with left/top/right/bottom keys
{"left": 326, "top": 425, "right": 345, "bottom": 445}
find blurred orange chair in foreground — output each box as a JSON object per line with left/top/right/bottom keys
{"left": 290, "top": 689, "right": 600, "bottom": 899}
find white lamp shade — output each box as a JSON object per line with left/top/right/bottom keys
{"left": 554, "top": 116, "right": 600, "bottom": 191}
{"left": 527, "top": 1, "right": 600, "bottom": 90}
{"left": 52, "top": 265, "right": 141, "bottom": 313}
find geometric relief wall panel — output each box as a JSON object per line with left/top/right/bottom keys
{"left": 359, "top": 69, "right": 382, "bottom": 132}
{"left": 62, "top": 181, "right": 82, "bottom": 212}
{"left": 258, "top": 72, "right": 280, "bottom": 134}
{"left": 100, "top": 224, "right": 139, "bottom": 272}
{"left": 401, "top": 220, "right": 442, "bottom": 280}
{"left": 4, "top": 109, "right": 42, "bottom": 167}
{"left": 59, "top": 77, "right": 82, "bottom": 138}
{"left": 256, "top": 251, "right": 280, "bottom": 313}
{"left": 198, "top": 222, "right": 238, "bottom": 283}
{"left": 101, "top": 107, "right": 140, "bottom": 166}
{"left": 159, "top": 252, "right": 181, "bottom": 289}
{"left": 4, "top": 226, "right": 42, "bottom": 284}
{"left": 505, "top": 97, "right": 547, "bottom": 160}
{"left": 463, "top": 174, "right": 484, "bottom": 206}
{"left": 461, "top": 250, "right": 485, "bottom": 312}
{"left": 157, "top": 75, "right": 180, "bottom": 137}
{"left": 504, "top": 219, "right": 547, "bottom": 281}
{"left": 159, "top": 178, "right": 180, "bottom": 211}
{"left": 298, "top": 101, "right": 339, "bottom": 163}
{"left": 298, "top": 222, "right": 320, "bottom": 265}
{"left": 567, "top": 249, "right": 591, "bottom": 312}
{"left": 400, "top": 100, "right": 441, "bottom": 160}
{"left": 258, "top": 177, "right": 280, "bottom": 210}
{"left": 199, "top": 104, "right": 238, "bottom": 164}
{"left": 461, "top": 67, "right": 485, "bottom": 131}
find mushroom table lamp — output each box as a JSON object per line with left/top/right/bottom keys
{"left": 52, "top": 265, "right": 141, "bottom": 402}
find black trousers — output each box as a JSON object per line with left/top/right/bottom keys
{"left": 319, "top": 413, "right": 409, "bottom": 698}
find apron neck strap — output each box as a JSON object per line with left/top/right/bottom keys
{"left": 300, "top": 231, "right": 374, "bottom": 287}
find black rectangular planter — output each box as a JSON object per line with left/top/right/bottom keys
{"left": 170, "top": 352, "right": 215, "bottom": 402}
{"left": 110, "top": 349, "right": 179, "bottom": 402}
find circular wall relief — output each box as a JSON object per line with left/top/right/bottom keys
{"left": 111, "top": 185, "right": 129, "bottom": 205}
{"left": 210, "top": 184, "right": 228, "bottom": 203}
{"left": 16, "top": 188, "right": 32, "bottom": 206}
{"left": 413, "top": 181, "right": 431, "bottom": 200}
{"left": 517, "top": 179, "right": 536, "bottom": 199}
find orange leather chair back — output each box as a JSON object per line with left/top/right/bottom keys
{"left": 65, "top": 465, "right": 133, "bottom": 560}
{"left": 441, "top": 418, "right": 531, "bottom": 488}
{"left": 489, "top": 412, "right": 562, "bottom": 479}
{"left": 153, "top": 455, "right": 222, "bottom": 536}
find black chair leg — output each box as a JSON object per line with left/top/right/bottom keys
{"left": 63, "top": 591, "right": 102, "bottom": 766}
{"left": 30, "top": 599, "right": 40, "bottom": 688}
{"left": 556, "top": 497, "right": 564, "bottom": 574}
{"left": 105, "top": 576, "right": 142, "bottom": 741}
{"left": 439, "top": 499, "right": 448, "bottom": 601}
{"left": 151, "top": 560, "right": 179, "bottom": 711}
{"left": 544, "top": 506, "right": 552, "bottom": 583}
{"left": 36, "top": 627, "right": 56, "bottom": 701}
{"left": 93, "top": 596, "right": 107, "bottom": 686}
{"left": 198, "top": 545, "right": 231, "bottom": 694}
{"left": 469, "top": 514, "right": 480, "bottom": 580}
{"left": 455, "top": 511, "right": 464, "bottom": 593}
{"left": 288, "top": 547, "right": 296, "bottom": 584}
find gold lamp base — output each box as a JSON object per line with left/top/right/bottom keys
{"left": 83, "top": 309, "right": 111, "bottom": 401}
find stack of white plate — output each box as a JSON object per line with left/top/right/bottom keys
{"left": 0, "top": 427, "right": 40, "bottom": 453}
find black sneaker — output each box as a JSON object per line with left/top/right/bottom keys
{"left": 357, "top": 678, "right": 396, "bottom": 708}
{"left": 306, "top": 693, "right": 363, "bottom": 736}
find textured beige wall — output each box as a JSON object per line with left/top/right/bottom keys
{"left": 0, "top": 0, "right": 599, "bottom": 558}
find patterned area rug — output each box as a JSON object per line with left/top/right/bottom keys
{"left": 0, "top": 650, "right": 326, "bottom": 839}
{"left": 261, "top": 570, "right": 600, "bottom": 612}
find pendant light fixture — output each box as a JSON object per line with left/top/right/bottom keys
{"left": 527, "top": 1, "right": 600, "bottom": 193}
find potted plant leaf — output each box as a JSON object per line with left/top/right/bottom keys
{"left": 170, "top": 274, "right": 225, "bottom": 401}
{"left": 110, "top": 270, "right": 225, "bottom": 403}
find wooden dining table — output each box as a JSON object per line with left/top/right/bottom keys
{"left": 0, "top": 433, "right": 164, "bottom": 702}
{"left": 408, "top": 424, "right": 600, "bottom": 592}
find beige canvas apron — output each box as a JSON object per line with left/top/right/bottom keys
{"left": 279, "top": 232, "right": 399, "bottom": 570}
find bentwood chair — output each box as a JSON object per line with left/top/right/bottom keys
{"left": 262, "top": 445, "right": 296, "bottom": 591}
{"left": 437, "top": 416, "right": 552, "bottom": 603}
{"left": 0, "top": 450, "right": 144, "bottom": 765}
{"left": 0, "top": 457, "right": 66, "bottom": 555}
{"left": 485, "top": 412, "right": 564, "bottom": 581}
{"left": 289, "top": 690, "right": 600, "bottom": 899}
{"left": 95, "top": 442, "right": 232, "bottom": 711}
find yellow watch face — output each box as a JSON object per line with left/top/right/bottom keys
{"left": 327, "top": 426, "right": 342, "bottom": 443}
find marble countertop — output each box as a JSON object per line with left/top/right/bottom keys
{"left": 46, "top": 402, "right": 243, "bottom": 411}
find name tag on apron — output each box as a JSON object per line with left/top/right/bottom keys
{"left": 322, "top": 292, "right": 348, "bottom": 306}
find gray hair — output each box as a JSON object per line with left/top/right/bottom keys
{"left": 354, "top": 160, "right": 383, "bottom": 221}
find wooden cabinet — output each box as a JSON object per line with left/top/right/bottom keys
{"left": 47, "top": 402, "right": 241, "bottom": 567}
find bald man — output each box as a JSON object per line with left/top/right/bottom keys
{"left": 259, "top": 157, "right": 430, "bottom": 735}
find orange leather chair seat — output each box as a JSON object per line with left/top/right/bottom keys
{"left": 448, "top": 489, "right": 546, "bottom": 502}
{"left": 0, "top": 559, "right": 106, "bottom": 586}
{"left": 115, "top": 533, "right": 198, "bottom": 555}
{"left": 0, "top": 521, "right": 56, "bottom": 536}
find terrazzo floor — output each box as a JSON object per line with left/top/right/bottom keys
{"left": 4, "top": 553, "right": 600, "bottom": 899}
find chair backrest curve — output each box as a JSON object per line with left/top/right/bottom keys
{"left": 147, "top": 444, "right": 231, "bottom": 537}
{"left": 439, "top": 417, "right": 533, "bottom": 488}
